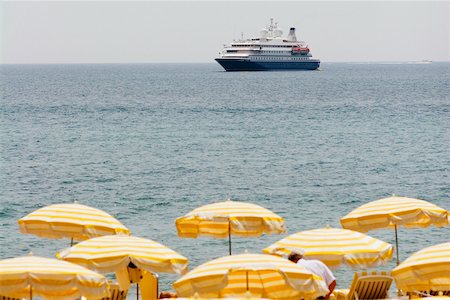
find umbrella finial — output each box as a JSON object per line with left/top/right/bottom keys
{"left": 73, "top": 200, "right": 79, "bottom": 204}
{"left": 325, "top": 224, "right": 331, "bottom": 229}
{"left": 28, "top": 251, "right": 33, "bottom": 256}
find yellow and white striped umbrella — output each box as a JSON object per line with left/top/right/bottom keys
{"left": 18, "top": 203, "right": 130, "bottom": 242}
{"left": 176, "top": 200, "right": 286, "bottom": 254}
{"left": 176, "top": 297, "right": 269, "bottom": 300}
{"left": 56, "top": 235, "right": 188, "bottom": 275}
{"left": 0, "top": 255, "right": 109, "bottom": 300}
{"left": 340, "top": 196, "right": 448, "bottom": 264}
{"left": 391, "top": 242, "right": 450, "bottom": 293}
{"left": 262, "top": 227, "right": 393, "bottom": 269}
{"left": 340, "top": 196, "right": 448, "bottom": 232}
{"left": 173, "top": 253, "right": 329, "bottom": 300}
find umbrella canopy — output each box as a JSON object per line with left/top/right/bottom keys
{"left": 0, "top": 255, "right": 109, "bottom": 300}
{"left": 391, "top": 242, "right": 450, "bottom": 293}
{"left": 173, "top": 253, "right": 329, "bottom": 300}
{"left": 18, "top": 203, "right": 130, "bottom": 242}
{"left": 176, "top": 200, "right": 286, "bottom": 254}
{"left": 340, "top": 196, "right": 448, "bottom": 264}
{"left": 340, "top": 196, "right": 448, "bottom": 232}
{"left": 57, "top": 234, "right": 188, "bottom": 299}
{"left": 56, "top": 235, "right": 188, "bottom": 275}
{"left": 177, "top": 295, "right": 269, "bottom": 300}
{"left": 262, "top": 227, "right": 394, "bottom": 269}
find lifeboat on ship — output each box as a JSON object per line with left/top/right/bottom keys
{"left": 292, "top": 46, "right": 310, "bottom": 54}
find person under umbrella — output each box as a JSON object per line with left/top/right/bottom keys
{"left": 263, "top": 227, "right": 393, "bottom": 270}
{"left": 57, "top": 234, "right": 188, "bottom": 300}
{"left": 288, "top": 251, "right": 336, "bottom": 300}
{"left": 173, "top": 253, "right": 329, "bottom": 300}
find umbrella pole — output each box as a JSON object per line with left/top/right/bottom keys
{"left": 228, "top": 219, "right": 232, "bottom": 255}
{"left": 71, "top": 237, "right": 74, "bottom": 246}
{"left": 395, "top": 224, "right": 400, "bottom": 265}
{"left": 137, "top": 283, "right": 139, "bottom": 300}
{"left": 30, "top": 286, "right": 32, "bottom": 300}
{"left": 246, "top": 271, "right": 249, "bottom": 291}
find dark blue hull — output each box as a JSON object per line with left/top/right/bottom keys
{"left": 215, "top": 58, "right": 320, "bottom": 71}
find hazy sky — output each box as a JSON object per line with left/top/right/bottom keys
{"left": 1, "top": 1, "right": 449, "bottom": 63}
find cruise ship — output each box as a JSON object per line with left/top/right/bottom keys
{"left": 215, "top": 19, "right": 320, "bottom": 71}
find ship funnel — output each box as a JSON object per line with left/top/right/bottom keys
{"left": 287, "top": 27, "right": 297, "bottom": 42}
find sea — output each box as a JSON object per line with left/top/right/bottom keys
{"left": 1, "top": 62, "right": 449, "bottom": 297}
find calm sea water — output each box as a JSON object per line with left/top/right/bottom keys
{"left": 1, "top": 62, "right": 449, "bottom": 296}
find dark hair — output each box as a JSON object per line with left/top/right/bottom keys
{"left": 288, "top": 252, "right": 302, "bottom": 263}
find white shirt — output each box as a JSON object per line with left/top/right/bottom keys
{"left": 296, "top": 259, "right": 336, "bottom": 286}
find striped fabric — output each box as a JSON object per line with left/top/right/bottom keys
{"left": 176, "top": 200, "right": 286, "bottom": 238}
{"left": 391, "top": 242, "right": 450, "bottom": 293}
{"left": 173, "top": 253, "right": 329, "bottom": 300}
{"left": 57, "top": 235, "right": 188, "bottom": 275}
{"left": 176, "top": 298, "right": 270, "bottom": 300}
{"left": 0, "top": 255, "right": 109, "bottom": 300}
{"left": 340, "top": 196, "right": 448, "bottom": 232}
{"left": 18, "top": 203, "right": 130, "bottom": 241}
{"left": 263, "top": 227, "right": 393, "bottom": 269}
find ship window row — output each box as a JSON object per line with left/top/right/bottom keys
{"left": 227, "top": 50, "right": 293, "bottom": 53}
{"left": 230, "top": 45, "right": 294, "bottom": 48}
{"left": 253, "top": 57, "right": 309, "bottom": 60}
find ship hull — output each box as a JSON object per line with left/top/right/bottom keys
{"left": 215, "top": 58, "right": 320, "bottom": 71}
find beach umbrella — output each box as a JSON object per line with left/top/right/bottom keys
{"left": 0, "top": 255, "right": 109, "bottom": 300}
{"left": 391, "top": 242, "right": 450, "bottom": 294}
{"left": 173, "top": 253, "right": 329, "bottom": 300}
{"left": 176, "top": 200, "right": 286, "bottom": 255}
{"left": 176, "top": 297, "right": 270, "bottom": 300}
{"left": 57, "top": 235, "right": 188, "bottom": 299}
{"left": 262, "top": 227, "right": 394, "bottom": 269}
{"left": 18, "top": 203, "right": 130, "bottom": 245}
{"left": 340, "top": 196, "right": 448, "bottom": 264}
{"left": 177, "top": 294, "right": 269, "bottom": 300}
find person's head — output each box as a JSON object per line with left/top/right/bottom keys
{"left": 288, "top": 251, "right": 304, "bottom": 263}
{"left": 159, "top": 291, "right": 177, "bottom": 298}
